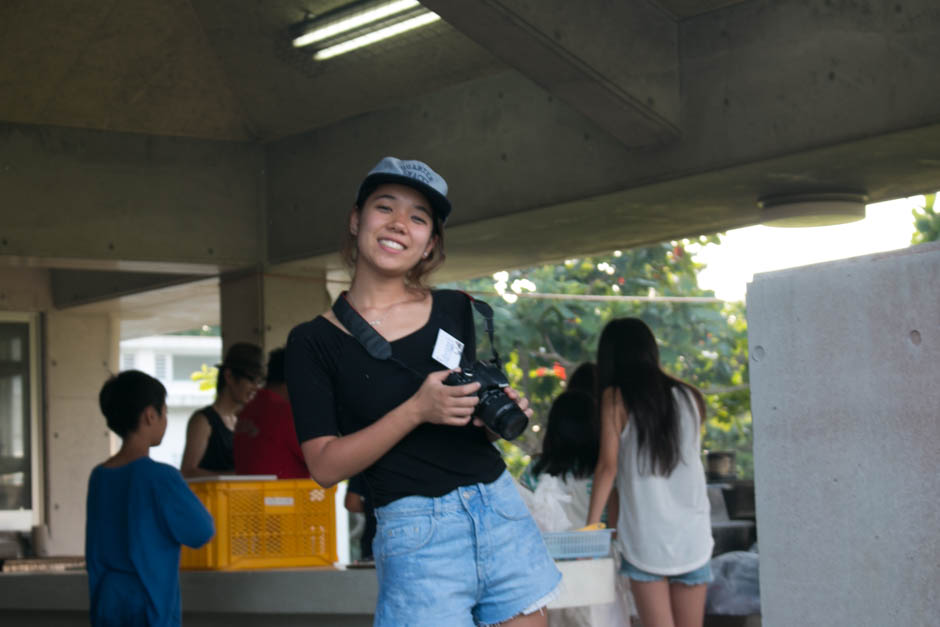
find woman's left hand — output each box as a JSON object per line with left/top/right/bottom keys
{"left": 471, "top": 386, "right": 534, "bottom": 428}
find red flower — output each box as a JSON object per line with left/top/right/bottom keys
{"left": 552, "top": 362, "right": 567, "bottom": 380}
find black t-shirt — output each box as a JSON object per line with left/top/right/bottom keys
{"left": 197, "top": 405, "right": 234, "bottom": 472}
{"left": 285, "top": 289, "right": 505, "bottom": 507}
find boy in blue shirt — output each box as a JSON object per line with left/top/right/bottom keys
{"left": 86, "top": 370, "right": 215, "bottom": 626}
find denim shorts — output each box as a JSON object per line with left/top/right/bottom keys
{"left": 620, "top": 557, "right": 713, "bottom": 586}
{"left": 373, "top": 470, "right": 562, "bottom": 626}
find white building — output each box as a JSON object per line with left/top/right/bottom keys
{"left": 119, "top": 335, "right": 221, "bottom": 469}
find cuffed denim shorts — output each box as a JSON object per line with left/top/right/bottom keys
{"left": 373, "top": 470, "right": 562, "bottom": 626}
{"left": 620, "top": 557, "right": 713, "bottom": 586}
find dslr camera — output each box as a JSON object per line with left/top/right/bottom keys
{"left": 444, "top": 361, "right": 528, "bottom": 440}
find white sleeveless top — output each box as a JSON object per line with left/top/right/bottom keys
{"left": 616, "top": 385, "right": 713, "bottom": 575}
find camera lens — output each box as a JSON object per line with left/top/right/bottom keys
{"left": 478, "top": 390, "right": 528, "bottom": 440}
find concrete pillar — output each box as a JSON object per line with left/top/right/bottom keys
{"left": 219, "top": 267, "right": 331, "bottom": 357}
{"left": 746, "top": 242, "right": 940, "bottom": 626}
{"left": 44, "top": 310, "right": 118, "bottom": 556}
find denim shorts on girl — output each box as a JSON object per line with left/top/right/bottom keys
{"left": 372, "top": 470, "right": 562, "bottom": 627}
{"left": 620, "top": 557, "right": 713, "bottom": 586}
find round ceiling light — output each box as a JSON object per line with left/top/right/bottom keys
{"left": 757, "top": 191, "right": 869, "bottom": 228}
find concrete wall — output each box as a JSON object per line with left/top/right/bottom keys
{"left": 219, "top": 268, "right": 330, "bottom": 355}
{"left": 746, "top": 242, "right": 940, "bottom": 626}
{"left": 44, "top": 311, "right": 116, "bottom": 555}
{"left": 0, "top": 267, "right": 52, "bottom": 312}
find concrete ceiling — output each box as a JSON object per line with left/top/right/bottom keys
{"left": 0, "top": 1, "right": 749, "bottom": 141}
{"left": 2, "top": 0, "right": 939, "bottom": 335}
{"left": 0, "top": 0, "right": 502, "bottom": 140}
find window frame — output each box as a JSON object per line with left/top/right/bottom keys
{"left": 0, "top": 312, "right": 43, "bottom": 531}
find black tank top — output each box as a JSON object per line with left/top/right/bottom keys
{"left": 197, "top": 405, "right": 234, "bottom": 472}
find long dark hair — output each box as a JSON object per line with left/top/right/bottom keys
{"left": 596, "top": 317, "right": 703, "bottom": 477}
{"left": 566, "top": 362, "right": 596, "bottom": 396}
{"left": 532, "top": 390, "right": 598, "bottom": 479}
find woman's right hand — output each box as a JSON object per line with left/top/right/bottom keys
{"left": 410, "top": 369, "right": 480, "bottom": 426}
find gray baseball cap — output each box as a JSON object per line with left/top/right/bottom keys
{"left": 356, "top": 157, "right": 452, "bottom": 223}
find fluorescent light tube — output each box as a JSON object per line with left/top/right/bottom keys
{"left": 313, "top": 11, "right": 440, "bottom": 60}
{"left": 293, "top": 0, "right": 421, "bottom": 48}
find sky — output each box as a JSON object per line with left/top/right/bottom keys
{"left": 691, "top": 195, "right": 926, "bottom": 302}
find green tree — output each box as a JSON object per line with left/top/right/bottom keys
{"left": 912, "top": 193, "right": 939, "bottom": 244}
{"left": 446, "top": 236, "right": 753, "bottom": 478}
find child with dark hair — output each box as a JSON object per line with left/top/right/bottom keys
{"left": 565, "top": 361, "right": 597, "bottom": 397}
{"left": 521, "top": 390, "right": 598, "bottom": 518}
{"left": 521, "top": 362, "right": 600, "bottom": 515}
{"left": 86, "top": 370, "right": 214, "bottom": 627}
{"left": 522, "top": 370, "right": 634, "bottom": 627}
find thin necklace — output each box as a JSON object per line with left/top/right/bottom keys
{"left": 350, "top": 293, "right": 422, "bottom": 327}
{"left": 367, "top": 308, "right": 400, "bottom": 326}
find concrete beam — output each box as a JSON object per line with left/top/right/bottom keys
{"left": 64, "top": 277, "right": 221, "bottom": 340}
{"left": 265, "top": 61, "right": 940, "bottom": 276}
{"left": 0, "top": 267, "right": 52, "bottom": 312}
{"left": 424, "top": 0, "right": 679, "bottom": 147}
{"left": 0, "top": 123, "right": 264, "bottom": 269}
{"left": 50, "top": 270, "right": 206, "bottom": 309}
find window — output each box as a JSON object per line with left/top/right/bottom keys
{"left": 172, "top": 355, "right": 217, "bottom": 381}
{"left": 154, "top": 354, "right": 168, "bottom": 381}
{"left": 0, "top": 314, "right": 40, "bottom": 531}
{"left": 121, "top": 352, "right": 136, "bottom": 371}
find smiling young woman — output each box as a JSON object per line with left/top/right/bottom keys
{"left": 286, "top": 157, "right": 561, "bottom": 626}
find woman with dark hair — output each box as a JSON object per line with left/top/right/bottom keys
{"left": 586, "top": 318, "right": 712, "bottom": 627}
{"left": 180, "top": 342, "right": 263, "bottom": 477}
{"left": 286, "top": 157, "right": 560, "bottom": 626}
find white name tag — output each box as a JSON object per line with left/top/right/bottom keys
{"left": 432, "top": 329, "right": 464, "bottom": 370}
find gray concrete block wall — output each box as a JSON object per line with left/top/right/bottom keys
{"left": 44, "top": 311, "right": 117, "bottom": 555}
{"left": 746, "top": 242, "right": 940, "bottom": 626}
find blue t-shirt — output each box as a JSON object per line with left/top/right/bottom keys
{"left": 85, "top": 457, "right": 214, "bottom": 626}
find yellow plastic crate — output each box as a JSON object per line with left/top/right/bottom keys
{"left": 181, "top": 477, "right": 337, "bottom": 570}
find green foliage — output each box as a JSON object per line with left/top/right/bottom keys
{"left": 445, "top": 235, "right": 754, "bottom": 479}
{"left": 171, "top": 325, "right": 221, "bottom": 336}
{"left": 912, "top": 193, "right": 939, "bottom": 244}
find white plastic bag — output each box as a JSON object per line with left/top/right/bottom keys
{"left": 706, "top": 550, "right": 761, "bottom": 615}
{"left": 515, "top": 474, "right": 574, "bottom": 532}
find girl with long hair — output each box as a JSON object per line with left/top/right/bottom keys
{"left": 286, "top": 157, "right": 560, "bottom": 626}
{"left": 521, "top": 389, "right": 598, "bottom": 522}
{"left": 586, "top": 318, "right": 713, "bottom": 627}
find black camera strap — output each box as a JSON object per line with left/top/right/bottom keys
{"left": 331, "top": 291, "right": 501, "bottom": 373}
{"left": 466, "top": 295, "right": 501, "bottom": 368}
